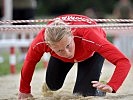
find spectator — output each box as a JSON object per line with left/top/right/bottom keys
{"left": 0, "top": 0, "right": 4, "bottom": 63}
{"left": 112, "top": 0, "right": 133, "bottom": 58}
{"left": 113, "top": 0, "right": 133, "bottom": 19}
{"left": 13, "top": 0, "right": 37, "bottom": 62}
{"left": 83, "top": 8, "right": 97, "bottom": 19}
{"left": 0, "top": 0, "right": 2, "bottom": 19}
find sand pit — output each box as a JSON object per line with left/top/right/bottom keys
{"left": 0, "top": 62, "right": 133, "bottom": 100}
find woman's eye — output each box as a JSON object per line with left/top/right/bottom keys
{"left": 57, "top": 50, "right": 62, "bottom": 52}
{"left": 66, "top": 44, "right": 70, "bottom": 48}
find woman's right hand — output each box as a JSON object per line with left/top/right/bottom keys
{"left": 18, "top": 92, "right": 33, "bottom": 100}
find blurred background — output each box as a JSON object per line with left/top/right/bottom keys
{"left": 36, "top": 0, "right": 133, "bottom": 18}
{"left": 0, "top": 0, "right": 133, "bottom": 76}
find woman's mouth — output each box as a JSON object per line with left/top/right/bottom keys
{"left": 67, "top": 55, "right": 73, "bottom": 59}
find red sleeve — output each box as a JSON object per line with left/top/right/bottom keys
{"left": 83, "top": 27, "right": 131, "bottom": 92}
{"left": 19, "top": 29, "right": 45, "bottom": 93}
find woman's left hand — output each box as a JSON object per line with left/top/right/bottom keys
{"left": 91, "top": 81, "right": 113, "bottom": 93}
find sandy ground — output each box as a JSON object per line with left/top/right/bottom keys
{"left": 0, "top": 61, "right": 133, "bottom": 100}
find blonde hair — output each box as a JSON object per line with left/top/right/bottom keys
{"left": 45, "top": 20, "right": 71, "bottom": 44}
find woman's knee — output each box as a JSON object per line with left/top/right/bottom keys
{"left": 46, "top": 79, "right": 63, "bottom": 91}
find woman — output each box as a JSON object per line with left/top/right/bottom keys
{"left": 18, "top": 14, "right": 131, "bottom": 99}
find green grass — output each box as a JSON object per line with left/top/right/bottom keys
{"left": 0, "top": 51, "right": 45, "bottom": 76}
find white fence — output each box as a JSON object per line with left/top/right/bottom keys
{"left": 0, "top": 31, "right": 36, "bottom": 73}
{"left": 0, "top": 28, "right": 133, "bottom": 74}
{"left": 0, "top": 31, "right": 50, "bottom": 74}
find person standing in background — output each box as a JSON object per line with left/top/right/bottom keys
{"left": 0, "top": 0, "right": 2, "bottom": 20}
{"left": 0, "top": 0, "right": 4, "bottom": 63}
{"left": 112, "top": 0, "right": 133, "bottom": 59}
{"left": 13, "top": 0, "right": 37, "bottom": 62}
{"left": 113, "top": 0, "right": 133, "bottom": 19}
{"left": 83, "top": 8, "right": 97, "bottom": 19}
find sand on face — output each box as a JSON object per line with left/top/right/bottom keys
{"left": 0, "top": 62, "right": 133, "bottom": 100}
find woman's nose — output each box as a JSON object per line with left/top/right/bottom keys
{"left": 64, "top": 49, "right": 71, "bottom": 55}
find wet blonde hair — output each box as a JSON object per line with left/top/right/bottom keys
{"left": 45, "top": 19, "right": 72, "bottom": 44}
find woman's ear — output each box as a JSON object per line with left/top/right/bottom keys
{"left": 45, "top": 41, "right": 51, "bottom": 47}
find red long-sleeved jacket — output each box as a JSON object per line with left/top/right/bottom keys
{"left": 19, "top": 14, "right": 131, "bottom": 93}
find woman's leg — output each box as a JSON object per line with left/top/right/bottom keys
{"left": 73, "top": 52, "right": 105, "bottom": 96}
{"left": 46, "top": 56, "right": 74, "bottom": 91}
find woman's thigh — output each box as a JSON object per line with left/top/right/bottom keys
{"left": 73, "top": 52, "right": 105, "bottom": 96}
{"left": 46, "top": 56, "right": 74, "bottom": 90}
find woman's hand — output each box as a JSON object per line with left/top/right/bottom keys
{"left": 18, "top": 92, "right": 33, "bottom": 100}
{"left": 91, "top": 81, "right": 113, "bottom": 93}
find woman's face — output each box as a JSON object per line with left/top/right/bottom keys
{"left": 49, "top": 35, "right": 75, "bottom": 59}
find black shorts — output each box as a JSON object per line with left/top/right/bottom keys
{"left": 46, "top": 52, "right": 105, "bottom": 96}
